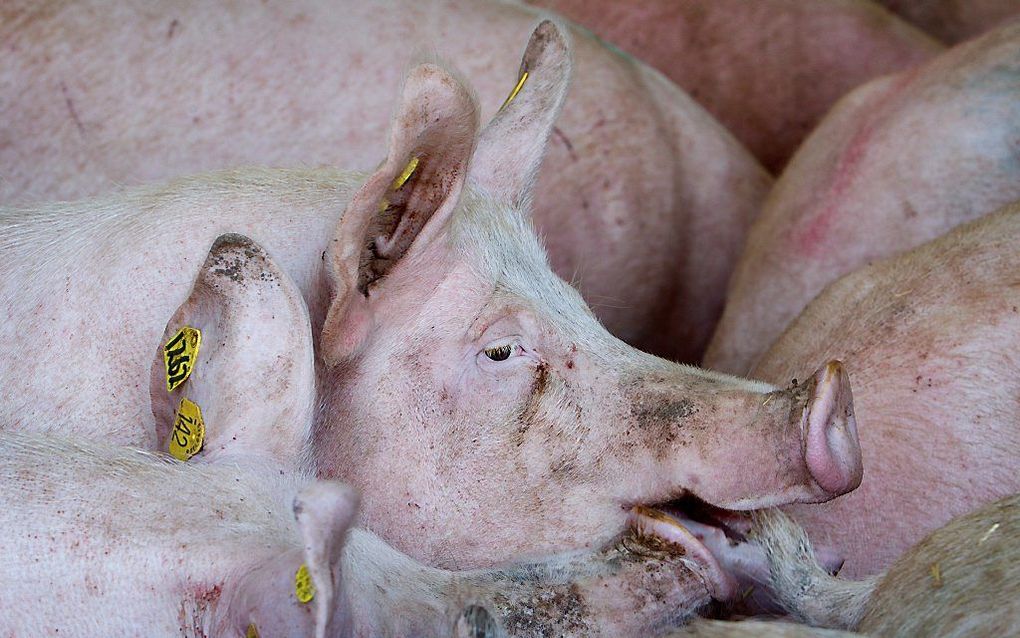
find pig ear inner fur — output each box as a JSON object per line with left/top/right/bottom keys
{"left": 148, "top": 233, "right": 316, "bottom": 470}
{"left": 320, "top": 61, "right": 480, "bottom": 365}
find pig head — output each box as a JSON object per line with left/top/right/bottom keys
{"left": 306, "top": 21, "right": 863, "bottom": 571}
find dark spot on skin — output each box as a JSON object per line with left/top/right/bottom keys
{"left": 167, "top": 18, "right": 179, "bottom": 39}
{"left": 454, "top": 605, "right": 499, "bottom": 638}
{"left": 59, "top": 82, "right": 85, "bottom": 137}
{"left": 552, "top": 126, "right": 578, "bottom": 162}
{"left": 512, "top": 361, "right": 551, "bottom": 447}
{"left": 565, "top": 359, "right": 574, "bottom": 369}
{"left": 493, "top": 583, "right": 589, "bottom": 637}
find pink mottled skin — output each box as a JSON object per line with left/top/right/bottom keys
{"left": 0, "top": 25, "right": 862, "bottom": 576}
{"left": 875, "top": 0, "right": 1020, "bottom": 43}
{"left": 0, "top": 0, "right": 771, "bottom": 363}
{"left": 756, "top": 202, "right": 1020, "bottom": 578}
{"left": 704, "top": 20, "right": 1020, "bottom": 376}
{"left": 526, "top": 0, "right": 941, "bottom": 172}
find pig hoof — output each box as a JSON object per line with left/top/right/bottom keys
{"left": 802, "top": 361, "right": 864, "bottom": 496}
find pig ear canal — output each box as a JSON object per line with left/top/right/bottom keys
{"left": 294, "top": 482, "right": 361, "bottom": 638}
{"left": 320, "top": 62, "right": 480, "bottom": 366}
{"left": 148, "top": 233, "right": 316, "bottom": 470}
{"left": 468, "top": 19, "right": 572, "bottom": 207}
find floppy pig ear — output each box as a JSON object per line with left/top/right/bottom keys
{"left": 227, "top": 482, "right": 359, "bottom": 638}
{"left": 468, "top": 20, "right": 572, "bottom": 206}
{"left": 149, "top": 233, "right": 315, "bottom": 470}
{"left": 320, "top": 63, "right": 480, "bottom": 366}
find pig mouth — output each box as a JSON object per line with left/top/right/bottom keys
{"left": 628, "top": 495, "right": 752, "bottom": 602}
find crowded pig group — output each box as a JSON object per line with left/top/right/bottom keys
{"left": 1, "top": 0, "right": 1019, "bottom": 635}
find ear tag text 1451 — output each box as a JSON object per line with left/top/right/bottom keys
{"left": 295, "top": 563, "right": 316, "bottom": 604}
{"left": 168, "top": 397, "right": 205, "bottom": 461}
{"left": 163, "top": 326, "right": 201, "bottom": 392}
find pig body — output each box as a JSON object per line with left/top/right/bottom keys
{"left": 526, "top": 0, "right": 941, "bottom": 172}
{"left": 705, "top": 20, "right": 1020, "bottom": 375}
{"left": 0, "top": 431, "right": 726, "bottom": 637}
{"left": 752, "top": 494, "right": 1020, "bottom": 637}
{"left": 0, "top": 26, "right": 863, "bottom": 578}
{"left": 752, "top": 202, "right": 1020, "bottom": 577}
{"left": 0, "top": 0, "right": 772, "bottom": 362}
{"left": 875, "top": 0, "right": 1020, "bottom": 43}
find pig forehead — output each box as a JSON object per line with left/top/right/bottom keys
{"left": 448, "top": 190, "right": 605, "bottom": 339}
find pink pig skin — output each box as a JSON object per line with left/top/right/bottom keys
{"left": 0, "top": 0, "right": 772, "bottom": 363}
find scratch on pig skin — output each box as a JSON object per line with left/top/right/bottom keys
{"left": 60, "top": 82, "right": 85, "bottom": 137}
{"left": 552, "top": 126, "right": 578, "bottom": 162}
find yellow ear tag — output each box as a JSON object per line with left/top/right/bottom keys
{"left": 168, "top": 397, "right": 205, "bottom": 461}
{"left": 163, "top": 326, "right": 202, "bottom": 392}
{"left": 246, "top": 624, "right": 260, "bottom": 638}
{"left": 295, "top": 563, "right": 316, "bottom": 604}
{"left": 391, "top": 156, "right": 420, "bottom": 191}
{"left": 499, "top": 71, "right": 529, "bottom": 111}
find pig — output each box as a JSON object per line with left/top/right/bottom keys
{"left": 525, "top": 0, "right": 941, "bottom": 173}
{"left": 704, "top": 19, "right": 1020, "bottom": 375}
{"left": 0, "top": 23, "right": 863, "bottom": 582}
{"left": 742, "top": 201, "right": 1020, "bottom": 577}
{"left": 749, "top": 495, "right": 1020, "bottom": 636}
{"left": 874, "top": 0, "right": 1020, "bottom": 43}
{"left": 0, "top": 0, "right": 774, "bottom": 363}
{"left": 0, "top": 431, "right": 745, "bottom": 637}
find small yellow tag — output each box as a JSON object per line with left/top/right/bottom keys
{"left": 295, "top": 563, "right": 315, "bottom": 604}
{"left": 391, "top": 156, "right": 420, "bottom": 191}
{"left": 246, "top": 623, "right": 260, "bottom": 638}
{"left": 499, "top": 71, "right": 528, "bottom": 111}
{"left": 163, "top": 326, "right": 202, "bottom": 392}
{"left": 168, "top": 397, "right": 205, "bottom": 461}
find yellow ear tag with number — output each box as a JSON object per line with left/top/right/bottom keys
{"left": 163, "top": 326, "right": 202, "bottom": 392}
{"left": 246, "top": 623, "right": 260, "bottom": 638}
{"left": 295, "top": 563, "right": 316, "bottom": 604}
{"left": 168, "top": 397, "right": 205, "bottom": 461}
{"left": 499, "top": 71, "right": 528, "bottom": 111}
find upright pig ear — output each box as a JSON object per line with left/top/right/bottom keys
{"left": 468, "top": 20, "right": 572, "bottom": 207}
{"left": 227, "top": 482, "right": 360, "bottom": 638}
{"left": 321, "top": 63, "right": 479, "bottom": 366}
{"left": 149, "top": 234, "right": 315, "bottom": 470}
{"left": 294, "top": 482, "right": 361, "bottom": 638}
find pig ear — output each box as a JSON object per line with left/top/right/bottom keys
{"left": 227, "top": 482, "right": 360, "bottom": 638}
{"left": 468, "top": 20, "right": 572, "bottom": 207}
{"left": 320, "top": 63, "right": 479, "bottom": 365}
{"left": 294, "top": 482, "right": 361, "bottom": 638}
{"left": 149, "top": 233, "right": 315, "bottom": 470}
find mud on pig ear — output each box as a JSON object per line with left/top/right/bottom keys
{"left": 227, "top": 481, "right": 360, "bottom": 638}
{"left": 320, "top": 61, "right": 480, "bottom": 366}
{"left": 468, "top": 19, "right": 572, "bottom": 207}
{"left": 149, "top": 233, "right": 315, "bottom": 471}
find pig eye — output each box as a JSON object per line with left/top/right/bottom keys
{"left": 483, "top": 344, "right": 513, "bottom": 361}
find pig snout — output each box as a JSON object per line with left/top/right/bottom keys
{"left": 799, "top": 361, "right": 863, "bottom": 498}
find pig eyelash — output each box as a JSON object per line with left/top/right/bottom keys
{"left": 483, "top": 344, "right": 514, "bottom": 361}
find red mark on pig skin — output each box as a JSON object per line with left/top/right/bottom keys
{"left": 792, "top": 71, "right": 916, "bottom": 257}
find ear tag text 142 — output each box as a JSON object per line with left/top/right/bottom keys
{"left": 168, "top": 397, "right": 205, "bottom": 461}
{"left": 163, "top": 326, "right": 201, "bottom": 392}
{"left": 295, "top": 563, "right": 316, "bottom": 604}
{"left": 500, "top": 70, "right": 528, "bottom": 111}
